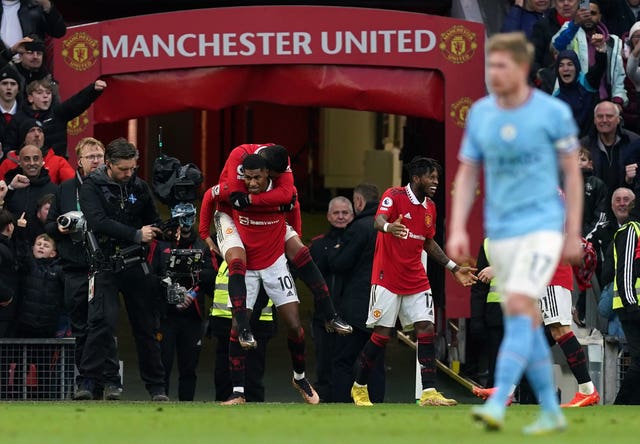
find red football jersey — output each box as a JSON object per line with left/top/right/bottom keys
{"left": 217, "top": 143, "right": 295, "bottom": 214}
{"left": 233, "top": 208, "right": 286, "bottom": 270}
{"left": 371, "top": 184, "right": 436, "bottom": 294}
{"left": 549, "top": 263, "right": 573, "bottom": 291}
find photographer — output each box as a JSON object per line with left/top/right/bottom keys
{"left": 147, "top": 204, "right": 215, "bottom": 401}
{"left": 45, "top": 137, "right": 122, "bottom": 400}
{"left": 75, "top": 137, "right": 168, "bottom": 401}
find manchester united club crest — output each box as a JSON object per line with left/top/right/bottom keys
{"left": 67, "top": 110, "right": 90, "bottom": 136}
{"left": 439, "top": 25, "right": 477, "bottom": 64}
{"left": 450, "top": 97, "right": 473, "bottom": 128}
{"left": 62, "top": 32, "right": 100, "bottom": 71}
{"left": 425, "top": 214, "right": 433, "bottom": 228}
{"left": 372, "top": 309, "right": 382, "bottom": 320}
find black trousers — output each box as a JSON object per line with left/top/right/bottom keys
{"left": 312, "top": 317, "right": 335, "bottom": 402}
{"left": 78, "top": 265, "right": 165, "bottom": 394}
{"left": 160, "top": 313, "right": 203, "bottom": 401}
{"left": 213, "top": 329, "right": 271, "bottom": 402}
{"left": 65, "top": 270, "right": 120, "bottom": 387}
{"left": 615, "top": 313, "right": 640, "bottom": 405}
{"left": 331, "top": 328, "right": 385, "bottom": 403}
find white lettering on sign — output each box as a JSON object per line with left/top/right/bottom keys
{"left": 101, "top": 30, "right": 435, "bottom": 59}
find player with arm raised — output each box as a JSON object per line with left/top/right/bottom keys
{"left": 350, "top": 156, "right": 477, "bottom": 407}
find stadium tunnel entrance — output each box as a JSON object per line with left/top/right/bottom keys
{"left": 53, "top": 6, "right": 486, "bottom": 400}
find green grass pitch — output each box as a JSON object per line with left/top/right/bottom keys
{"left": 0, "top": 403, "right": 637, "bottom": 443}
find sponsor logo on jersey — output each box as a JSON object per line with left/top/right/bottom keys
{"left": 500, "top": 124, "right": 517, "bottom": 142}
{"left": 373, "top": 309, "right": 382, "bottom": 319}
{"left": 381, "top": 197, "right": 393, "bottom": 208}
{"left": 238, "top": 216, "right": 281, "bottom": 226}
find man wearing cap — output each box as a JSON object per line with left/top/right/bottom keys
{"left": 0, "top": 118, "right": 73, "bottom": 183}
{"left": 14, "top": 35, "right": 49, "bottom": 90}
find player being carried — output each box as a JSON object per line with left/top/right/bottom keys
{"left": 221, "top": 154, "right": 319, "bottom": 405}
{"left": 202, "top": 143, "right": 352, "bottom": 351}
{"left": 350, "top": 156, "right": 477, "bottom": 407}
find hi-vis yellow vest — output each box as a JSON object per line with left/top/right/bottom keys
{"left": 210, "top": 261, "right": 274, "bottom": 321}
{"left": 483, "top": 238, "right": 501, "bottom": 304}
{"left": 613, "top": 221, "right": 640, "bottom": 309}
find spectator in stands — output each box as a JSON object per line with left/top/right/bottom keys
{"left": 581, "top": 101, "right": 640, "bottom": 196}
{"left": 610, "top": 195, "right": 640, "bottom": 404}
{"left": 14, "top": 35, "right": 49, "bottom": 91}
{"left": 5, "top": 77, "right": 106, "bottom": 157}
{"left": 0, "top": 143, "right": 56, "bottom": 255}
{"left": 623, "top": 21, "right": 640, "bottom": 133}
{"left": 580, "top": 146, "right": 609, "bottom": 239}
{"left": 552, "top": 1, "right": 628, "bottom": 109}
{"left": 502, "top": 0, "right": 551, "bottom": 39}
{"left": 309, "top": 195, "right": 353, "bottom": 401}
{"left": 553, "top": 44, "right": 607, "bottom": 137}
{"left": 0, "top": 0, "right": 66, "bottom": 49}
{"left": 328, "top": 183, "right": 386, "bottom": 403}
{"left": 0, "top": 63, "right": 20, "bottom": 152}
{"left": 531, "top": 0, "right": 579, "bottom": 82}
{"left": 0, "top": 118, "right": 74, "bottom": 183}
{"left": 0, "top": 206, "right": 18, "bottom": 337}
{"left": 599, "top": 0, "right": 640, "bottom": 39}
{"left": 13, "top": 233, "right": 63, "bottom": 339}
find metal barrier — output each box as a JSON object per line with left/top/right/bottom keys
{"left": 0, "top": 338, "right": 75, "bottom": 401}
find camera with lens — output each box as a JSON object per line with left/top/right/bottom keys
{"left": 57, "top": 211, "right": 87, "bottom": 243}
{"left": 164, "top": 280, "right": 188, "bottom": 305}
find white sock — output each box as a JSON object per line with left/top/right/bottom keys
{"left": 422, "top": 387, "right": 435, "bottom": 393}
{"left": 233, "top": 386, "right": 245, "bottom": 394}
{"left": 578, "top": 381, "right": 595, "bottom": 395}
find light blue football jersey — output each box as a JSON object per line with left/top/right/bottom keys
{"left": 459, "top": 89, "right": 578, "bottom": 239}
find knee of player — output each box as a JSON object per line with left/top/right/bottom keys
{"left": 414, "top": 321, "right": 434, "bottom": 335}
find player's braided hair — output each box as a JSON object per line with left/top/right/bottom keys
{"left": 406, "top": 156, "right": 442, "bottom": 179}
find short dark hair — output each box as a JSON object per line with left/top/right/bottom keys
{"left": 406, "top": 156, "right": 442, "bottom": 179}
{"left": 242, "top": 154, "right": 268, "bottom": 171}
{"left": 260, "top": 145, "right": 289, "bottom": 173}
{"left": 353, "top": 183, "right": 379, "bottom": 203}
{"left": 105, "top": 137, "right": 139, "bottom": 163}
{"left": 0, "top": 209, "right": 14, "bottom": 232}
{"left": 36, "top": 193, "right": 55, "bottom": 210}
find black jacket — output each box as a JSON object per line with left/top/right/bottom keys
{"left": 583, "top": 168, "right": 609, "bottom": 239}
{"left": 580, "top": 127, "right": 640, "bottom": 194}
{"left": 6, "top": 82, "right": 103, "bottom": 156}
{"left": 45, "top": 171, "right": 90, "bottom": 271}
{"left": 4, "top": 166, "right": 57, "bottom": 254}
{"left": 327, "top": 202, "right": 377, "bottom": 331}
{"left": 0, "top": 233, "right": 19, "bottom": 321}
{"left": 309, "top": 225, "right": 345, "bottom": 321}
{"left": 469, "top": 242, "right": 503, "bottom": 335}
{"left": 0, "top": 1, "right": 66, "bottom": 41}
{"left": 149, "top": 231, "right": 216, "bottom": 321}
{"left": 79, "top": 165, "right": 160, "bottom": 257}
{"left": 600, "top": 0, "right": 638, "bottom": 39}
{"left": 17, "top": 255, "right": 64, "bottom": 330}
{"left": 531, "top": 8, "right": 564, "bottom": 79}
{"left": 612, "top": 217, "right": 640, "bottom": 318}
